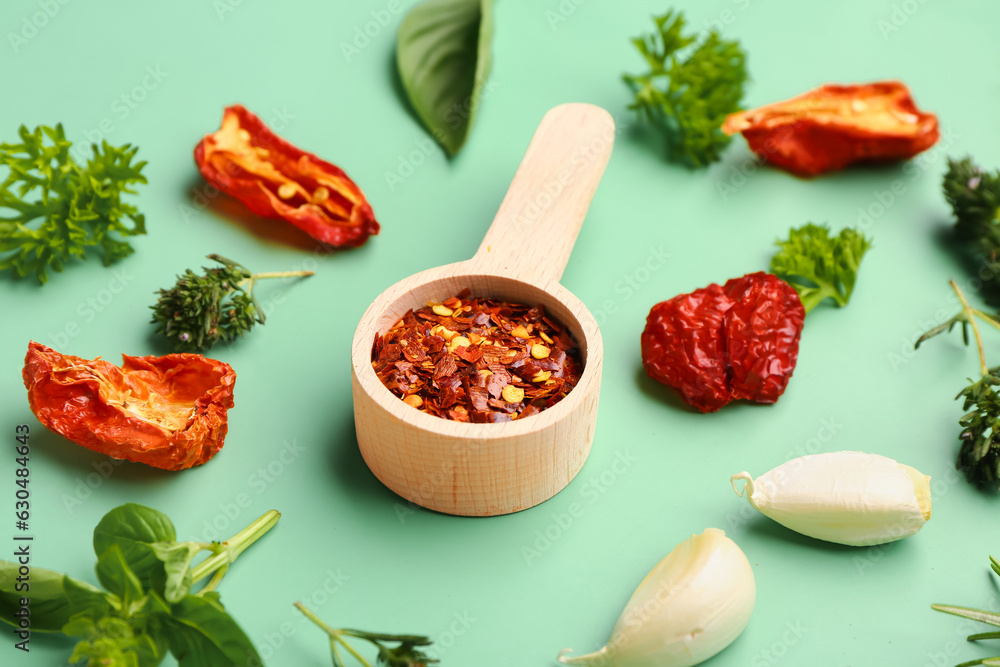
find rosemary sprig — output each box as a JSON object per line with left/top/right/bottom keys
{"left": 295, "top": 602, "right": 438, "bottom": 667}
{"left": 150, "top": 254, "right": 312, "bottom": 353}
{"left": 916, "top": 280, "right": 1000, "bottom": 488}
{"left": 932, "top": 556, "right": 1000, "bottom": 666}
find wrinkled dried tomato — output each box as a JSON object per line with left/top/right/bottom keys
{"left": 372, "top": 292, "right": 583, "bottom": 422}
{"left": 641, "top": 272, "right": 805, "bottom": 412}
{"left": 722, "top": 81, "right": 939, "bottom": 177}
{"left": 194, "top": 105, "right": 379, "bottom": 247}
{"left": 23, "top": 341, "right": 236, "bottom": 470}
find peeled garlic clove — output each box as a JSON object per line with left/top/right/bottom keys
{"left": 558, "top": 528, "right": 755, "bottom": 667}
{"left": 731, "top": 450, "right": 931, "bottom": 547}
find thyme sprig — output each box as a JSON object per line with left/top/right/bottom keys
{"left": 150, "top": 254, "right": 313, "bottom": 353}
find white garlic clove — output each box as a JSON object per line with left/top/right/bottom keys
{"left": 731, "top": 450, "right": 931, "bottom": 547}
{"left": 558, "top": 528, "right": 755, "bottom": 667}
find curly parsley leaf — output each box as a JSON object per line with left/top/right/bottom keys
{"left": 770, "top": 223, "right": 872, "bottom": 314}
{"left": 0, "top": 123, "right": 147, "bottom": 283}
{"left": 623, "top": 10, "right": 748, "bottom": 167}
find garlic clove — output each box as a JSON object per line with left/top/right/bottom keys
{"left": 731, "top": 450, "right": 931, "bottom": 547}
{"left": 558, "top": 528, "right": 755, "bottom": 667}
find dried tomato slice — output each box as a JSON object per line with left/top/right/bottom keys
{"left": 194, "top": 105, "right": 379, "bottom": 247}
{"left": 641, "top": 284, "right": 735, "bottom": 413}
{"left": 641, "top": 273, "right": 806, "bottom": 412}
{"left": 23, "top": 341, "right": 235, "bottom": 471}
{"left": 722, "top": 273, "right": 805, "bottom": 403}
{"left": 722, "top": 81, "right": 939, "bottom": 176}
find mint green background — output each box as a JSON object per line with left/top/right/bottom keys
{"left": 2, "top": 0, "right": 999, "bottom": 665}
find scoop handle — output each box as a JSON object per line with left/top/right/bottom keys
{"left": 470, "top": 103, "right": 614, "bottom": 287}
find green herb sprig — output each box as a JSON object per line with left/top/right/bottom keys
{"left": 296, "top": 603, "right": 437, "bottom": 667}
{"left": 151, "top": 254, "right": 313, "bottom": 353}
{"left": 0, "top": 503, "right": 278, "bottom": 667}
{"left": 943, "top": 156, "right": 1000, "bottom": 301}
{"left": 0, "top": 123, "right": 147, "bottom": 283}
{"left": 932, "top": 556, "right": 1000, "bottom": 666}
{"left": 915, "top": 280, "right": 1000, "bottom": 488}
{"left": 770, "top": 223, "right": 872, "bottom": 313}
{"left": 623, "top": 10, "right": 748, "bottom": 167}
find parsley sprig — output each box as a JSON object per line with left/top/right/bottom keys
{"left": 150, "top": 254, "right": 313, "bottom": 353}
{"left": 770, "top": 223, "right": 872, "bottom": 313}
{"left": 295, "top": 603, "right": 438, "bottom": 667}
{"left": 916, "top": 280, "right": 1000, "bottom": 488}
{"left": 0, "top": 123, "right": 146, "bottom": 283}
{"left": 932, "top": 556, "right": 1000, "bottom": 667}
{"left": 623, "top": 10, "right": 748, "bottom": 167}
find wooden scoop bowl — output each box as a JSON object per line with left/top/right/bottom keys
{"left": 351, "top": 104, "right": 614, "bottom": 516}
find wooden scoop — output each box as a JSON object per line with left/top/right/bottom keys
{"left": 351, "top": 104, "right": 614, "bottom": 516}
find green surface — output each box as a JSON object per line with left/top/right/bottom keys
{"left": 2, "top": 0, "right": 999, "bottom": 665}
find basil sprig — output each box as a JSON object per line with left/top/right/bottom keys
{"left": 0, "top": 503, "right": 278, "bottom": 666}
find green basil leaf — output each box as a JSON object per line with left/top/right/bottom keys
{"left": 152, "top": 543, "right": 200, "bottom": 604}
{"left": 163, "top": 594, "right": 261, "bottom": 667}
{"left": 0, "top": 560, "right": 107, "bottom": 632}
{"left": 93, "top": 503, "right": 177, "bottom": 583}
{"left": 397, "top": 0, "right": 495, "bottom": 155}
{"left": 95, "top": 545, "right": 144, "bottom": 607}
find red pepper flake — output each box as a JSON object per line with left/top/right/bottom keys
{"left": 372, "top": 293, "right": 583, "bottom": 422}
{"left": 22, "top": 341, "right": 236, "bottom": 470}
{"left": 194, "top": 105, "right": 379, "bottom": 247}
{"left": 641, "top": 273, "right": 805, "bottom": 413}
{"left": 722, "top": 81, "right": 939, "bottom": 177}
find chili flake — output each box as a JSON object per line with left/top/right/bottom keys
{"left": 371, "top": 292, "right": 584, "bottom": 423}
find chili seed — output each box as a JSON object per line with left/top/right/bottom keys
{"left": 277, "top": 183, "right": 297, "bottom": 199}
{"left": 531, "top": 344, "right": 551, "bottom": 359}
{"left": 502, "top": 385, "right": 525, "bottom": 403}
{"left": 432, "top": 304, "right": 454, "bottom": 317}
{"left": 403, "top": 395, "right": 423, "bottom": 408}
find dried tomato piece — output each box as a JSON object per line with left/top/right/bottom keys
{"left": 722, "top": 81, "right": 939, "bottom": 177}
{"left": 640, "top": 283, "right": 735, "bottom": 413}
{"left": 641, "top": 273, "right": 806, "bottom": 412}
{"left": 722, "top": 273, "right": 805, "bottom": 403}
{"left": 194, "top": 105, "right": 379, "bottom": 247}
{"left": 22, "top": 341, "right": 235, "bottom": 471}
